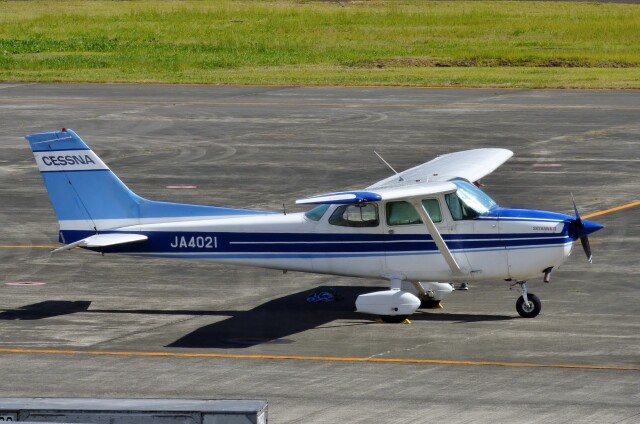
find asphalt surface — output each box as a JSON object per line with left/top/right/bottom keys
{"left": 0, "top": 83, "right": 638, "bottom": 423}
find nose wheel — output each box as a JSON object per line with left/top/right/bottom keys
{"left": 514, "top": 282, "right": 542, "bottom": 318}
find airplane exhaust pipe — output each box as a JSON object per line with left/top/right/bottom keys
{"left": 543, "top": 267, "right": 553, "bottom": 283}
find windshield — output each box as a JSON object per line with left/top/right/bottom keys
{"left": 304, "top": 203, "right": 330, "bottom": 221}
{"left": 451, "top": 180, "right": 497, "bottom": 215}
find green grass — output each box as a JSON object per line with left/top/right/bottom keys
{"left": 1, "top": 0, "right": 639, "bottom": 88}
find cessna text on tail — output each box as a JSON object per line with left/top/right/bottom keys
{"left": 26, "top": 129, "right": 603, "bottom": 322}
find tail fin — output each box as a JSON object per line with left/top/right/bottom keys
{"left": 26, "top": 129, "right": 265, "bottom": 243}
{"left": 26, "top": 129, "right": 141, "bottom": 235}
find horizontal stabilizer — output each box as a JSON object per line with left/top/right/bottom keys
{"left": 52, "top": 233, "right": 148, "bottom": 253}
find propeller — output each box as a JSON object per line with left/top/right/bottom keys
{"left": 570, "top": 194, "right": 603, "bottom": 263}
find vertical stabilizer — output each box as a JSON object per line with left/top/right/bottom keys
{"left": 26, "top": 129, "right": 142, "bottom": 238}
{"left": 26, "top": 129, "right": 268, "bottom": 244}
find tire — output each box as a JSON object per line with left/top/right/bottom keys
{"left": 420, "top": 299, "right": 441, "bottom": 309}
{"left": 379, "top": 315, "right": 409, "bottom": 324}
{"left": 516, "top": 293, "right": 541, "bottom": 318}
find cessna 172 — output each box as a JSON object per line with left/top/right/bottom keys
{"left": 26, "top": 129, "right": 603, "bottom": 322}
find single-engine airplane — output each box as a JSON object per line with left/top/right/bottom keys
{"left": 26, "top": 129, "right": 603, "bottom": 322}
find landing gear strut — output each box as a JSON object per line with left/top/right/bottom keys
{"left": 514, "top": 281, "right": 542, "bottom": 318}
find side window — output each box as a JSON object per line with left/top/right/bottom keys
{"left": 329, "top": 204, "right": 379, "bottom": 227}
{"left": 422, "top": 198, "right": 442, "bottom": 223}
{"left": 386, "top": 199, "right": 443, "bottom": 226}
{"left": 445, "top": 192, "right": 479, "bottom": 220}
{"left": 386, "top": 201, "right": 421, "bottom": 226}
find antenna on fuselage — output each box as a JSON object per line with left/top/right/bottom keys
{"left": 374, "top": 151, "right": 404, "bottom": 182}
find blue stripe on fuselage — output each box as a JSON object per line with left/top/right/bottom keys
{"left": 129, "top": 242, "right": 573, "bottom": 260}
{"left": 59, "top": 229, "right": 573, "bottom": 255}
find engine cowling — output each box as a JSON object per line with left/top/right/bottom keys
{"left": 355, "top": 289, "right": 421, "bottom": 317}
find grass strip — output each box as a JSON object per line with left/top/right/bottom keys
{"left": 1, "top": 0, "right": 639, "bottom": 88}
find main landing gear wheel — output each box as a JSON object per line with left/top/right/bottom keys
{"left": 516, "top": 293, "right": 541, "bottom": 318}
{"left": 379, "top": 315, "right": 409, "bottom": 324}
{"left": 420, "top": 299, "right": 441, "bottom": 309}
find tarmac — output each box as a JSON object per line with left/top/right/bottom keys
{"left": 0, "top": 83, "right": 638, "bottom": 423}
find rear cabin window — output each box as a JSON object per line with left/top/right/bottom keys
{"left": 386, "top": 199, "right": 442, "bottom": 226}
{"left": 329, "top": 204, "right": 379, "bottom": 227}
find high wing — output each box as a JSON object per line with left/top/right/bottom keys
{"left": 296, "top": 182, "right": 456, "bottom": 205}
{"left": 296, "top": 149, "right": 513, "bottom": 279}
{"left": 296, "top": 148, "right": 512, "bottom": 205}
{"left": 368, "top": 148, "right": 513, "bottom": 189}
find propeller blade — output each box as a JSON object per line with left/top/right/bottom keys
{"left": 571, "top": 193, "right": 581, "bottom": 221}
{"left": 570, "top": 194, "right": 603, "bottom": 263}
{"left": 580, "top": 236, "right": 593, "bottom": 263}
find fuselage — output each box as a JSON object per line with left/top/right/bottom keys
{"left": 27, "top": 129, "right": 604, "bottom": 320}
{"left": 66, "top": 196, "right": 581, "bottom": 284}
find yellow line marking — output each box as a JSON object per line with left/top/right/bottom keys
{"left": 583, "top": 201, "right": 640, "bottom": 219}
{"left": 0, "top": 348, "right": 636, "bottom": 371}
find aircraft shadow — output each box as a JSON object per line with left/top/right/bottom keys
{"left": 0, "top": 288, "right": 514, "bottom": 347}
{"left": 0, "top": 300, "right": 92, "bottom": 320}
{"left": 166, "top": 285, "right": 371, "bottom": 349}
{"left": 166, "top": 286, "right": 514, "bottom": 349}
{"left": 410, "top": 311, "right": 514, "bottom": 323}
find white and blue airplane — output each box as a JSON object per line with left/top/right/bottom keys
{"left": 26, "top": 129, "right": 603, "bottom": 322}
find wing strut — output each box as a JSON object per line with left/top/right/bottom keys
{"left": 409, "top": 199, "right": 466, "bottom": 277}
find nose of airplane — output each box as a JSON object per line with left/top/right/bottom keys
{"left": 568, "top": 217, "right": 603, "bottom": 263}
{"left": 578, "top": 219, "right": 604, "bottom": 238}
{"left": 568, "top": 217, "right": 604, "bottom": 240}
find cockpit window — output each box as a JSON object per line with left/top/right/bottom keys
{"left": 446, "top": 180, "right": 497, "bottom": 220}
{"left": 329, "top": 203, "right": 379, "bottom": 227}
{"left": 304, "top": 203, "right": 330, "bottom": 221}
{"left": 445, "top": 192, "right": 479, "bottom": 220}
